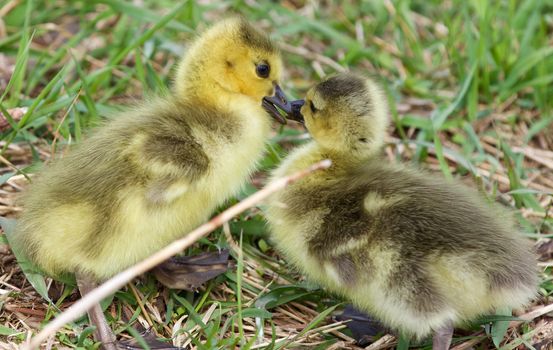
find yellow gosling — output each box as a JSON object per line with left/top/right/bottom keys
{"left": 13, "top": 18, "right": 287, "bottom": 349}
{"left": 266, "top": 73, "right": 537, "bottom": 349}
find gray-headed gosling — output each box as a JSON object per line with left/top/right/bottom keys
{"left": 12, "top": 18, "right": 296, "bottom": 349}
{"left": 265, "top": 73, "right": 537, "bottom": 349}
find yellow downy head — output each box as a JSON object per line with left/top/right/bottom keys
{"left": 300, "top": 73, "right": 389, "bottom": 159}
{"left": 174, "top": 18, "right": 283, "bottom": 106}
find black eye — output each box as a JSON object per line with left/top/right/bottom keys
{"left": 309, "top": 100, "right": 318, "bottom": 113}
{"left": 256, "top": 63, "right": 270, "bottom": 78}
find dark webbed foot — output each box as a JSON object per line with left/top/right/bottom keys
{"left": 334, "top": 305, "right": 389, "bottom": 347}
{"left": 76, "top": 273, "right": 118, "bottom": 350}
{"left": 118, "top": 329, "right": 181, "bottom": 349}
{"left": 152, "top": 249, "right": 231, "bottom": 290}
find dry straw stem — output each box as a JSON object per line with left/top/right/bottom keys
{"left": 24, "top": 159, "right": 332, "bottom": 349}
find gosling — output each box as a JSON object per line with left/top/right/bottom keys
{"left": 265, "top": 73, "right": 537, "bottom": 349}
{"left": 13, "top": 18, "right": 293, "bottom": 348}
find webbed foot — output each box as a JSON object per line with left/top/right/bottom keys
{"left": 118, "top": 328, "right": 181, "bottom": 349}
{"left": 334, "top": 305, "right": 389, "bottom": 346}
{"left": 152, "top": 249, "right": 231, "bottom": 290}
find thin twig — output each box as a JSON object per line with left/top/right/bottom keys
{"left": 0, "top": 0, "right": 20, "bottom": 17}
{"left": 24, "top": 159, "right": 332, "bottom": 349}
{"left": 509, "top": 303, "right": 553, "bottom": 328}
{"left": 279, "top": 43, "right": 347, "bottom": 73}
{"left": 222, "top": 221, "right": 242, "bottom": 255}
{"left": 450, "top": 333, "right": 486, "bottom": 350}
{"left": 0, "top": 154, "right": 31, "bottom": 182}
{"left": 364, "top": 334, "right": 397, "bottom": 350}
{"left": 127, "top": 283, "right": 155, "bottom": 331}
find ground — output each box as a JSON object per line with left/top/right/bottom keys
{"left": 0, "top": 0, "right": 552, "bottom": 349}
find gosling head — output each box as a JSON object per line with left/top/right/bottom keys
{"left": 296, "top": 73, "right": 389, "bottom": 158}
{"left": 175, "top": 18, "right": 292, "bottom": 123}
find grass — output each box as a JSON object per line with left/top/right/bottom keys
{"left": 0, "top": 0, "right": 552, "bottom": 348}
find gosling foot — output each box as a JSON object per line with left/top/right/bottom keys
{"left": 432, "top": 323, "right": 454, "bottom": 350}
{"left": 152, "top": 249, "right": 231, "bottom": 290}
{"left": 334, "top": 305, "right": 388, "bottom": 346}
{"left": 118, "top": 328, "right": 180, "bottom": 349}
{"left": 76, "top": 272, "right": 118, "bottom": 350}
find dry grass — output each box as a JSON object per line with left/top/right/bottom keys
{"left": 1, "top": 0, "right": 552, "bottom": 349}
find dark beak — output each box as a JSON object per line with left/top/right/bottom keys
{"left": 262, "top": 85, "right": 305, "bottom": 124}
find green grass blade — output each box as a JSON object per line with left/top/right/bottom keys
{"left": 2, "top": 0, "right": 33, "bottom": 105}
{"left": 0, "top": 31, "right": 33, "bottom": 105}
{"left": 17, "top": 64, "right": 73, "bottom": 129}
{"left": 431, "top": 62, "right": 477, "bottom": 130}
{"left": 502, "top": 46, "right": 553, "bottom": 92}
{"left": 524, "top": 114, "right": 552, "bottom": 143}
{"left": 0, "top": 217, "right": 53, "bottom": 304}
{"left": 433, "top": 133, "right": 452, "bottom": 180}
{"left": 236, "top": 233, "right": 244, "bottom": 342}
{"left": 98, "top": 0, "right": 192, "bottom": 32}
{"left": 491, "top": 307, "right": 512, "bottom": 348}
{"left": 109, "top": 2, "right": 188, "bottom": 67}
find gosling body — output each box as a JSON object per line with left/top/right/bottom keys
{"left": 266, "top": 74, "right": 537, "bottom": 340}
{"left": 14, "top": 18, "right": 282, "bottom": 281}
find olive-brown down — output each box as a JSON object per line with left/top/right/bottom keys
{"left": 266, "top": 73, "right": 537, "bottom": 338}
{"left": 13, "top": 18, "right": 283, "bottom": 281}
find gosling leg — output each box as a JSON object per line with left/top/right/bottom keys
{"left": 432, "top": 323, "right": 454, "bottom": 350}
{"left": 76, "top": 272, "right": 118, "bottom": 350}
{"left": 152, "top": 249, "right": 230, "bottom": 290}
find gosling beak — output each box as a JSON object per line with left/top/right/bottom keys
{"left": 288, "top": 99, "right": 305, "bottom": 124}
{"left": 262, "top": 85, "right": 305, "bottom": 124}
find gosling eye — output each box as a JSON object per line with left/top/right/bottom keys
{"left": 255, "top": 63, "right": 270, "bottom": 78}
{"left": 309, "top": 100, "right": 318, "bottom": 114}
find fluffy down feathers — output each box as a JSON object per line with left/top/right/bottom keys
{"left": 14, "top": 18, "right": 283, "bottom": 281}
{"left": 266, "top": 73, "right": 537, "bottom": 339}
